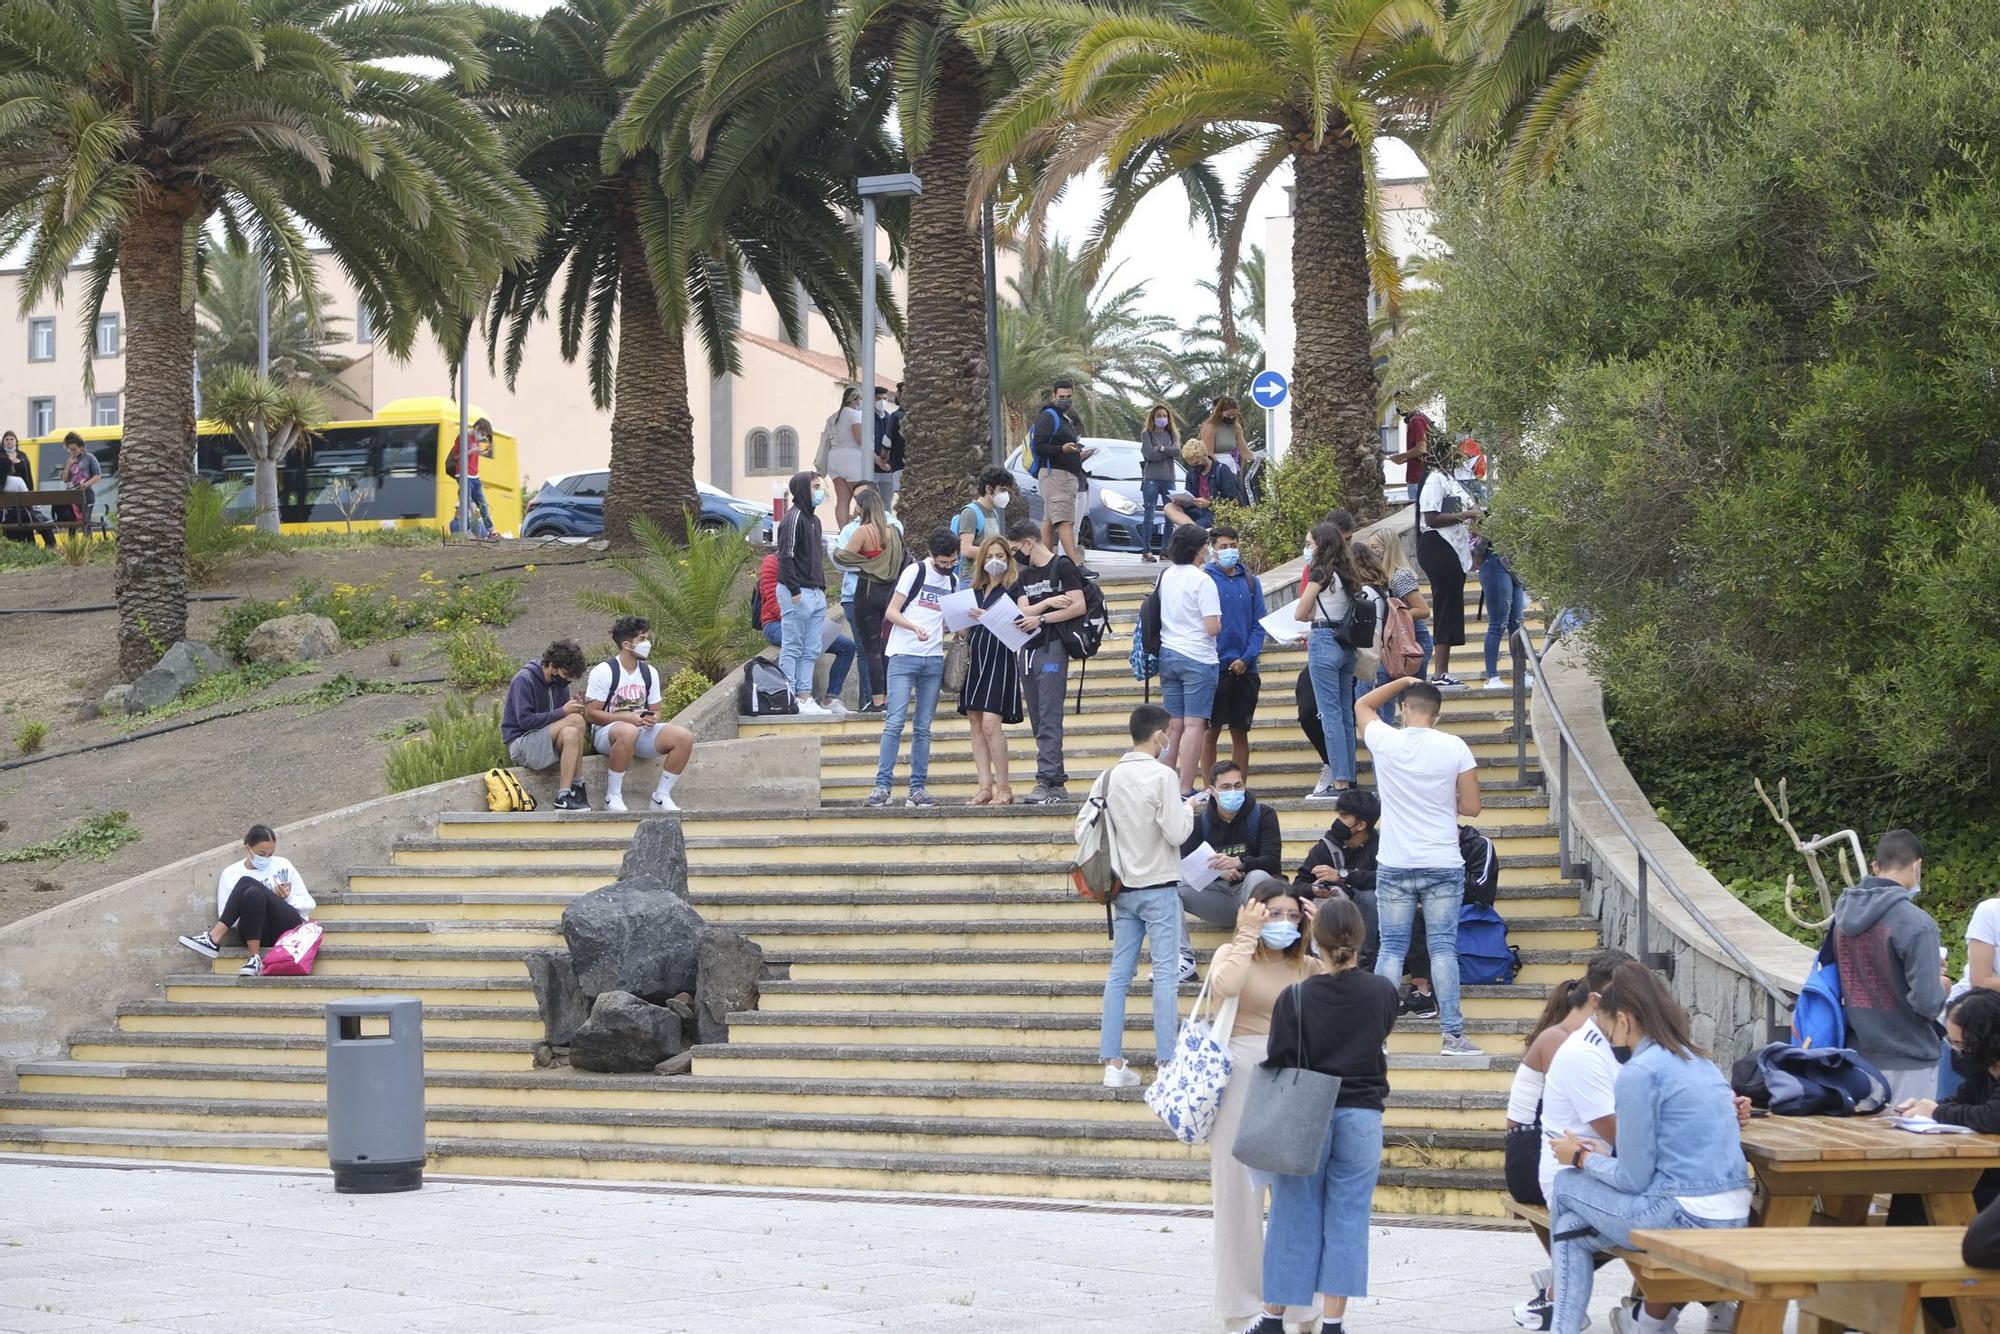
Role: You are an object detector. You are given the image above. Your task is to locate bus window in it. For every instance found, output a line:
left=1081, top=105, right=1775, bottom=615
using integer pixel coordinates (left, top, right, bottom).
left=204, top=424, right=437, bottom=525
left=38, top=439, right=120, bottom=523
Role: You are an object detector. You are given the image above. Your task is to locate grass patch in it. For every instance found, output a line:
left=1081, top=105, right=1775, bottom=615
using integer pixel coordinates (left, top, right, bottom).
left=377, top=717, right=429, bottom=741
left=118, top=662, right=314, bottom=730
left=1, top=811, right=138, bottom=864
left=385, top=697, right=507, bottom=793
left=14, top=720, right=46, bottom=755
left=279, top=673, right=433, bottom=714
left=214, top=574, right=519, bottom=662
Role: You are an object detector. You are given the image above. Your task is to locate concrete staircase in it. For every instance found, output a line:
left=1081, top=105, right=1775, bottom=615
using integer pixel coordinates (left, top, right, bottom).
left=0, top=576, right=1588, bottom=1214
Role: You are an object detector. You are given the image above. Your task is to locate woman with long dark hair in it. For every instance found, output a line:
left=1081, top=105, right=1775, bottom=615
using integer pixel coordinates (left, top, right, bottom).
left=1291, top=520, right=1375, bottom=792
left=831, top=484, right=903, bottom=714
left=775, top=470, right=829, bottom=712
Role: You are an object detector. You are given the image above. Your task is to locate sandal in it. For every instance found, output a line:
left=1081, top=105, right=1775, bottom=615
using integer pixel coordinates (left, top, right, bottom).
left=969, top=787, right=993, bottom=806
left=991, top=785, right=1016, bottom=806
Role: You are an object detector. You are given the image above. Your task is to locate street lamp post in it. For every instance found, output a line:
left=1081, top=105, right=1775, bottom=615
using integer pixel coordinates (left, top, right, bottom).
left=257, top=267, right=269, bottom=378
left=982, top=198, right=1004, bottom=464
left=856, top=173, right=923, bottom=472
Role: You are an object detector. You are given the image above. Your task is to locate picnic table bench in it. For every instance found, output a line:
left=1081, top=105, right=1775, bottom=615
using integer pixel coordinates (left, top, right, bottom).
left=0, top=487, right=91, bottom=538
left=1740, top=1115, right=2000, bottom=1229
left=1503, top=1199, right=1739, bottom=1306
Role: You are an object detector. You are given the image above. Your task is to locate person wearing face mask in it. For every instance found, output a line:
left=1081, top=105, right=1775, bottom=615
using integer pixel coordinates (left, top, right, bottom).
left=178, top=824, right=316, bottom=977
left=1199, top=396, right=1249, bottom=477
left=775, top=470, right=831, bottom=711
left=832, top=485, right=906, bottom=715
left=1296, top=511, right=1359, bottom=800
left=954, top=466, right=1014, bottom=582
left=1029, top=378, right=1098, bottom=577
left=867, top=530, right=963, bottom=809
left=1138, top=403, right=1181, bottom=562
left=1294, top=789, right=1381, bottom=964
left=1904, top=992, right=2000, bottom=1296
left=1174, top=764, right=1284, bottom=982
left=1202, top=526, right=1267, bottom=778
left=1832, top=827, right=1949, bottom=1107
left=1546, top=963, right=1751, bottom=1334
left=957, top=536, right=1024, bottom=805
left=1009, top=517, right=1087, bottom=804
left=872, top=384, right=906, bottom=515
left=583, top=616, right=695, bottom=813
left=1203, top=879, right=1324, bottom=1332
left=501, top=639, right=592, bottom=810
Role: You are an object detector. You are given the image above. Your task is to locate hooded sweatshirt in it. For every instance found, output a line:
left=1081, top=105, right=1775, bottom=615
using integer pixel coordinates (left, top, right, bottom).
left=501, top=659, right=569, bottom=743
left=776, top=473, right=825, bottom=594
left=1833, top=875, right=1946, bottom=1068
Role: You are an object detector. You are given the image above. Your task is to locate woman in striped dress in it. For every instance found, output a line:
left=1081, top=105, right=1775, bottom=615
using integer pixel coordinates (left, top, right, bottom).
left=959, top=534, right=1024, bottom=805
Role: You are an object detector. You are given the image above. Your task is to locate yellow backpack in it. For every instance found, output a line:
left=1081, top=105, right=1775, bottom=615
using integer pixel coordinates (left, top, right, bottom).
left=484, top=767, right=537, bottom=813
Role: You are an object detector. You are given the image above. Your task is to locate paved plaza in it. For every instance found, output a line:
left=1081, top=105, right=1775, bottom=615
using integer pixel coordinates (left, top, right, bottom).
left=0, top=1158, right=1794, bottom=1333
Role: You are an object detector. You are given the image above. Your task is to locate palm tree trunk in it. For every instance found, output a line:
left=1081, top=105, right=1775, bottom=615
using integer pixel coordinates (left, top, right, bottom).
left=604, top=190, right=698, bottom=548
left=115, top=202, right=200, bottom=678
left=1289, top=133, right=1384, bottom=521
left=897, top=54, right=992, bottom=539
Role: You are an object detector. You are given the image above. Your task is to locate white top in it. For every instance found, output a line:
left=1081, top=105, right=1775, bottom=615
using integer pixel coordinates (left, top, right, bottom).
left=1676, top=1186, right=1755, bottom=1220
left=1418, top=472, right=1475, bottom=572
left=1364, top=719, right=1477, bottom=868
left=216, top=854, right=314, bottom=919
left=584, top=657, right=660, bottom=718
left=1539, top=1019, right=1620, bottom=1201
left=886, top=562, right=957, bottom=659
left=1506, top=1063, right=1547, bottom=1126
left=1158, top=563, right=1221, bottom=664
left=1949, top=898, right=2000, bottom=1003
left=835, top=404, right=865, bottom=443
left=1079, top=752, right=1194, bottom=890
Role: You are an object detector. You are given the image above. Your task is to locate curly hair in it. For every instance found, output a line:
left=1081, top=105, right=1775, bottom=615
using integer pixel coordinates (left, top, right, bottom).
left=1950, top=990, right=2000, bottom=1074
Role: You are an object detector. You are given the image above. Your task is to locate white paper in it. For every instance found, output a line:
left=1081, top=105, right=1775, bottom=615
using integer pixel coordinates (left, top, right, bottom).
left=939, top=588, right=980, bottom=632
left=1180, top=842, right=1222, bottom=892
left=1887, top=1116, right=1975, bottom=1135
left=1260, top=598, right=1309, bottom=645
left=981, top=599, right=1033, bottom=652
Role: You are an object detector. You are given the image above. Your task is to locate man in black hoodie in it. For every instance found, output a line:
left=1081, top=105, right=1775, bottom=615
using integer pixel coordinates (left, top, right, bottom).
left=1175, top=762, right=1283, bottom=981
left=774, top=469, right=829, bottom=712
left=1295, top=789, right=1381, bottom=968
left=1834, top=828, right=1950, bottom=1106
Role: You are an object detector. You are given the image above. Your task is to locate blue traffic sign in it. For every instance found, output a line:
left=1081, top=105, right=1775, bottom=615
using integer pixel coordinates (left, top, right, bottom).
left=1251, top=370, right=1289, bottom=409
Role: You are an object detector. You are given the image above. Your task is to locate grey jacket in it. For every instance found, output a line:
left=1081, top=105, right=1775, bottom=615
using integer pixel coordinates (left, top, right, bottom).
left=1139, top=427, right=1180, bottom=483
left=1832, top=876, right=1946, bottom=1069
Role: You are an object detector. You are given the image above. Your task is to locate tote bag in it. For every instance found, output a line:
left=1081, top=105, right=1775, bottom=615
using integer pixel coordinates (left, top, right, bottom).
left=1232, top=982, right=1344, bottom=1175
left=262, top=921, right=324, bottom=977
left=1144, top=976, right=1241, bottom=1146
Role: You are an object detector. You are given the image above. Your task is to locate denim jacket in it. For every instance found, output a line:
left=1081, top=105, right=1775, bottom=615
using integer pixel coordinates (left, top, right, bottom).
left=1578, top=1038, right=1750, bottom=1198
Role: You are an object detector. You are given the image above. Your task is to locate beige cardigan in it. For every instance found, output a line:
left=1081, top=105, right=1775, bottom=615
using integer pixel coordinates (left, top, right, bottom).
left=1208, top=921, right=1324, bottom=1037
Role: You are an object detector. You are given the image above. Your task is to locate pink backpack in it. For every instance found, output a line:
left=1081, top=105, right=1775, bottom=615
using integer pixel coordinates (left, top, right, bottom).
left=1381, top=596, right=1425, bottom=679
left=262, top=921, right=323, bottom=976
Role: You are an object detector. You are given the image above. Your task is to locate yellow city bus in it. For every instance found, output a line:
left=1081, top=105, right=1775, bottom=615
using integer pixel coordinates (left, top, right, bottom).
left=26, top=395, right=522, bottom=537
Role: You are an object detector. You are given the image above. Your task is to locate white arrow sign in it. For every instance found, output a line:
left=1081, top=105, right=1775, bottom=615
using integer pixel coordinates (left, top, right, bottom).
left=1251, top=370, right=1289, bottom=409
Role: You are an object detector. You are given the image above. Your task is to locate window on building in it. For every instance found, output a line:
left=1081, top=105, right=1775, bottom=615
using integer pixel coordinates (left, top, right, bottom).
left=28, top=399, right=54, bottom=438
left=745, top=427, right=775, bottom=475
left=774, top=426, right=799, bottom=472
left=94, top=313, right=120, bottom=358
left=92, top=394, right=121, bottom=427
left=743, top=266, right=763, bottom=295
left=356, top=302, right=373, bottom=343
left=28, top=318, right=55, bottom=362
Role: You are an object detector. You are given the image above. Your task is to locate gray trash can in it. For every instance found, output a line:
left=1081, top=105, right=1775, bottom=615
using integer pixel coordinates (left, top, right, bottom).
left=325, top=996, right=425, bottom=1194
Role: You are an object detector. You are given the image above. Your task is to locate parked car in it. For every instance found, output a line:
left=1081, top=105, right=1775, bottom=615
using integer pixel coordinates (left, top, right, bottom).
left=522, top=471, right=771, bottom=541
left=1005, top=437, right=1163, bottom=554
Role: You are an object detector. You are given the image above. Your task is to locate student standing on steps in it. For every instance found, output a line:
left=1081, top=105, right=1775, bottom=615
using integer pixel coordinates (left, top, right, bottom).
left=1158, top=522, right=1223, bottom=796
left=1089, top=703, right=1204, bottom=1087
left=958, top=534, right=1024, bottom=805
left=1294, top=520, right=1370, bottom=794
left=774, top=470, right=831, bottom=713
left=1356, top=677, right=1484, bottom=1059
left=867, top=530, right=961, bottom=809
left=583, top=616, right=695, bottom=813
left=953, top=465, right=1013, bottom=583
left=1009, top=518, right=1086, bottom=805
left=832, top=485, right=906, bottom=716
left=833, top=480, right=899, bottom=711
left=1202, top=525, right=1267, bottom=780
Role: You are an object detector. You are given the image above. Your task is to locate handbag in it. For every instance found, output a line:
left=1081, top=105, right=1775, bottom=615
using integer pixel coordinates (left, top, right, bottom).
left=1232, top=981, right=1344, bottom=1175
left=942, top=637, right=970, bottom=694
left=1144, top=975, right=1241, bottom=1146
left=262, top=921, right=324, bottom=977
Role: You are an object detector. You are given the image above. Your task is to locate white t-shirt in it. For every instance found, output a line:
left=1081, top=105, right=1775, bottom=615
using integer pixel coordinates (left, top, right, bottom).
left=1364, top=719, right=1476, bottom=868
left=216, top=855, right=314, bottom=919
left=1949, top=898, right=2000, bottom=1003
left=1539, top=1018, right=1620, bottom=1202
left=1418, top=472, right=1475, bottom=572
left=1158, top=563, right=1221, bottom=663
left=886, top=562, right=957, bottom=659
left=584, top=657, right=661, bottom=719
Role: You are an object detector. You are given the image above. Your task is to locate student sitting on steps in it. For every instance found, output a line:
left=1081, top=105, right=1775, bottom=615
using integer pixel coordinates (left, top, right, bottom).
left=177, top=823, right=316, bottom=977
left=583, top=616, right=695, bottom=813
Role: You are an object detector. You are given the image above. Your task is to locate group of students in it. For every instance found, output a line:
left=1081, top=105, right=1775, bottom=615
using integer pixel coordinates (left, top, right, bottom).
left=2, top=429, right=98, bottom=545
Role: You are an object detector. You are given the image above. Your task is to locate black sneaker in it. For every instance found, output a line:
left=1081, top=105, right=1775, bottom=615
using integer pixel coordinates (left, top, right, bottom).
left=858, top=701, right=885, bottom=715
left=553, top=784, right=587, bottom=811
left=1404, top=988, right=1440, bottom=1019
left=178, top=932, right=220, bottom=960
left=1234, top=1318, right=1285, bottom=1334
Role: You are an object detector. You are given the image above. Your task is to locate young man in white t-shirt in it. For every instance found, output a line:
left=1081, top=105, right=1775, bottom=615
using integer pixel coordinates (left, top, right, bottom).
left=583, top=615, right=695, bottom=813
left=1356, top=676, right=1484, bottom=1057
left=1156, top=522, right=1222, bottom=794
left=867, top=530, right=961, bottom=808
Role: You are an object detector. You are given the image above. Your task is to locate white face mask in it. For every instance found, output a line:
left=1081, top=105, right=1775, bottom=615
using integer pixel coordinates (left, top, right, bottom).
left=983, top=557, right=1009, bottom=577
left=991, top=490, right=1011, bottom=510
left=632, top=640, right=652, bottom=660
left=249, top=853, right=273, bottom=871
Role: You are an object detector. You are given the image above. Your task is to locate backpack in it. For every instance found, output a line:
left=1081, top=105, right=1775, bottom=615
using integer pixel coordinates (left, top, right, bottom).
left=1460, top=828, right=1499, bottom=908
left=444, top=446, right=459, bottom=478
left=1755, top=1040, right=1891, bottom=1117
left=738, top=657, right=795, bottom=715
left=1071, top=765, right=1125, bottom=908
left=1128, top=575, right=1163, bottom=699
left=599, top=656, right=655, bottom=711
left=1324, top=582, right=1379, bottom=652
left=1352, top=587, right=1386, bottom=682
left=1792, top=934, right=1845, bottom=1050
left=1026, top=406, right=1062, bottom=478
left=1381, top=595, right=1424, bottom=679
left=1055, top=559, right=1108, bottom=661
left=1455, top=902, right=1518, bottom=984
left=484, top=766, right=536, bottom=813
left=749, top=581, right=764, bottom=629
left=949, top=502, right=989, bottom=545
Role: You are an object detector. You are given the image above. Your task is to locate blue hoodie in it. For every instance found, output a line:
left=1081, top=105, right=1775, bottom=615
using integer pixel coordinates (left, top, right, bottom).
left=501, top=659, right=569, bottom=744
left=1205, top=560, right=1268, bottom=667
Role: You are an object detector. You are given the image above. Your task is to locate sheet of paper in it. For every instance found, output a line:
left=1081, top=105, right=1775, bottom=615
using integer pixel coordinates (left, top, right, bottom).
left=939, top=588, right=980, bottom=632
left=981, top=599, right=1033, bottom=652
left=1180, top=842, right=1221, bottom=892
left=1260, top=598, right=1308, bottom=645
left=1887, top=1115, right=1975, bottom=1134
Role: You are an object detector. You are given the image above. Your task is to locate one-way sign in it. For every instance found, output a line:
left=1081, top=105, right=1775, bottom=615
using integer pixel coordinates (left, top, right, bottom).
left=1251, top=370, right=1289, bottom=409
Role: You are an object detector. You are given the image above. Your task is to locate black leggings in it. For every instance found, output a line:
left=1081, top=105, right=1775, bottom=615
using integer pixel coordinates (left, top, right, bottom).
left=853, top=575, right=894, bottom=698
left=220, top=876, right=304, bottom=945
left=1297, top=669, right=1325, bottom=763
left=1417, top=529, right=1467, bottom=647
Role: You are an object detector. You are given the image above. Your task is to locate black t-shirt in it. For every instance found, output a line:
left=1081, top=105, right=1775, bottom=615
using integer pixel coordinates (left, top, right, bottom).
left=1011, top=555, right=1084, bottom=651
left=1264, top=969, right=1401, bottom=1111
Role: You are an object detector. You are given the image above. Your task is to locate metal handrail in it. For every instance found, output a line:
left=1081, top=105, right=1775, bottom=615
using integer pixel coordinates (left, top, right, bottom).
left=1508, top=617, right=1792, bottom=1042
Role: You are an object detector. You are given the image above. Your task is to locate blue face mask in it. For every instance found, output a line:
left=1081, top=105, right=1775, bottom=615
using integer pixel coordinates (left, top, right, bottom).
left=1215, top=788, right=1246, bottom=815
left=811, top=487, right=826, bottom=508
left=249, top=854, right=273, bottom=872
left=1216, top=548, right=1241, bottom=569
left=1259, top=921, right=1301, bottom=950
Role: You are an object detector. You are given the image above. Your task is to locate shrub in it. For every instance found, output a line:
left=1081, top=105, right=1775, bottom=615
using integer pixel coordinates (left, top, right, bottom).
left=577, top=515, right=765, bottom=682
left=0, top=811, right=138, bottom=864
left=439, top=625, right=512, bottom=691
left=185, top=480, right=283, bottom=585
left=15, top=720, right=47, bottom=755
left=385, top=697, right=508, bottom=793
left=660, top=667, right=712, bottom=720
left=117, top=661, right=312, bottom=730
left=214, top=575, right=520, bottom=662
left=55, top=529, right=96, bottom=567
left=1212, top=446, right=1350, bottom=572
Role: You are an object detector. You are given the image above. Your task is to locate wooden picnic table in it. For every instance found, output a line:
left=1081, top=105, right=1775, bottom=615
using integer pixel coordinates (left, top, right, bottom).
left=1631, top=1226, right=2000, bottom=1334
left=1739, top=1115, right=2000, bottom=1229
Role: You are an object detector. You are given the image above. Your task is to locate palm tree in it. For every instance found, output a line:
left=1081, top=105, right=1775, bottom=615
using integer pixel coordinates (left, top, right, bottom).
left=0, top=0, right=541, bottom=676
left=1167, top=247, right=1269, bottom=444
left=1434, top=0, right=1607, bottom=195
left=195, top=248, right=360, bottom=414
left=969, top=0, right=1446, bottom=522
left=478, top=0, right=891, bottom=545
left=998, top=240, right=1175, bottom=439
left=202, top=367, right=326, bottom=535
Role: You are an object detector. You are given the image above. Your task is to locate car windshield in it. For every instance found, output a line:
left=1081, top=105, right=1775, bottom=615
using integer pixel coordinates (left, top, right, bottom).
left=1084, top=443, right=1143, bottom=481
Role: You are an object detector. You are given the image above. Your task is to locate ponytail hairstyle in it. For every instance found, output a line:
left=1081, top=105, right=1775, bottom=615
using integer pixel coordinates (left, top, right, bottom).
left=1307, top=519, right=1363, bottom=598
left=1595, top=961, right=1701, bottom=1060
left=1311, top=894, right=1366, bottom=973
left=1349, top=539, right=1389, bottom=590
left=1526, top=979, right=1585, bottom=1049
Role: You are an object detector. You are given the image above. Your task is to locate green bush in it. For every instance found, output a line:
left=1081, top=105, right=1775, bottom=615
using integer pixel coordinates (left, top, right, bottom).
left=660, top=666, right=712, bottom=719
left=439, top=625, right=512, bottom=691
left=116, top=661, right=312, bottom=728
left=214, top=575, right=520, bottom=662
left=1212, top=446, right=1350, bottom=572
left=15, top=720, right=47, bottom=755
left=185, top=480, right=282, bottom=586
left=577, top=515, right=765, bottom=682
left=0, top=811, right=138, bottom=864
left=385, top=697, right=508, bottom=793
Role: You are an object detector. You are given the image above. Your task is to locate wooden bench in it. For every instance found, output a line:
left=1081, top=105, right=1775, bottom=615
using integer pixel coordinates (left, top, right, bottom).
left=1503, top=1199, right=1741, bottom=1306
left=0, top=488, right=90, bottom=538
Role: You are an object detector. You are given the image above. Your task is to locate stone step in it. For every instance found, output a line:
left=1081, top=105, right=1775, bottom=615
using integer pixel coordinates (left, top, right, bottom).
left=817, top=764, right=1546, bottom=800
left=66, top=1029, right=538, bottom=1073
left=778, top=947, right=1591, bottom=985
left=756, top=978, right=1559, bottom=1020
left=807, top=729, right=1527, bottom=762
left=810, top=746, right=1535, bottom=783
left=738, top=702, right=1531, bottom=740
left=113, top=1000, right=539, bottom=1042
left=723, top=1010, right=1534, bottom=1055
left=161, top=975, right=537, bottom=1006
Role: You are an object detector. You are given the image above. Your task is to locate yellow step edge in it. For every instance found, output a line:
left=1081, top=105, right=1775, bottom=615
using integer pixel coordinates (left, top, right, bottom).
left=206, top=957, right=530, bottom=980
left=68, top=1043, right=531, bottom=1072
left=690, top=1054, right=1517, bottom=1090
left=163, top=985, right=538, bottom=1007
left=114, top=1014, right=541, bottom=1041
left=725, top=1025, right=1520, bottom=1055
left=754, top=992, right=1551, bottom=1020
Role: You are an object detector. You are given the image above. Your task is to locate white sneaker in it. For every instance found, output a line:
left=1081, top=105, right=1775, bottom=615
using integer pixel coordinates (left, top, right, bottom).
left=650, top=792, right=679, bottom=812
left=1701, top=1302, right=1737, bottom=1333
left=795, top=698, right=829, bottom=716
left=823, top=698, right=848, bottom=716
left=1485, top=676, right=1505, bottom=690
left=1178, top=948, right=1199, bottom=984
left=1102, top=1063, right=1141, bottom=1088
left=605, top=794, right=629, bottom=813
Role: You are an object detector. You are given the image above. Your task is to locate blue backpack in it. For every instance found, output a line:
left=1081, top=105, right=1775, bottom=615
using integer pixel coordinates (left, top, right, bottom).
left=1456, top=902, right=1518, bottom=984
left=1792, top=935, right=1845, bottom=1050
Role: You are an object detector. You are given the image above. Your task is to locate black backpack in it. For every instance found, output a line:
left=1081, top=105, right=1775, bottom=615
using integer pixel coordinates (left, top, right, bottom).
left=1313, top=580, right=1378, bottom=652
left=1460, top=826, right=1499, bottom=908
left=599, top=657, right=655, bottom=710
left=1055, top=559, right=1109, bottom=661
left=738, top=657, right=795, bottom=715
left=1135, top=576, right=1164, bottom=703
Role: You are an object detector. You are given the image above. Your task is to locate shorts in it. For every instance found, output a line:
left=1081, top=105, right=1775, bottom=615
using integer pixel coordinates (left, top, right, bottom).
left=1158, top=647, right=1219, bottom=720
left=1042, top=468, right=1081, bottom=525
left=827, top=446, right=872, bottom=485
left=1208, top=666, right=1261, bottom=729
left=506, top=727, right=559, bottom=772
left=592, top=720, right=669, bottom=756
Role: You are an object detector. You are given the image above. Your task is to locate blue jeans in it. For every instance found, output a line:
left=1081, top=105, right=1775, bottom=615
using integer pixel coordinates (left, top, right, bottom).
left=1099, top=885, right=1180, bottom=1064
left=1141, top=479, right=1175, bottom=554
left=1158, top=647, right=1219, bottom=720
left=843, top=597, right=873, bottom=700
left=874, top=653, right=944, bottom=790
left=1263, top=1107, right=1384, bottom=1306
left=762, top=618, right=854, bottom=698
left=1306, top=630, right=1356, bottom=783
left=1374, top=865, right=1464, bottom=1037
left=775, top=585, right=828, bottom=698
left=451, top=476, right=492, bottom=536
left=1480, top=557, right=1529, bottom=678
left=1550, top=1169, right=1746, bottom=1334
left=1374, top=619, right=1435, bottom=724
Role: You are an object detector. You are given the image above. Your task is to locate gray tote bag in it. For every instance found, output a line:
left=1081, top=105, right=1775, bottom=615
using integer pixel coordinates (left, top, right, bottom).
left=1231, top=982, right=1343, bottom=1176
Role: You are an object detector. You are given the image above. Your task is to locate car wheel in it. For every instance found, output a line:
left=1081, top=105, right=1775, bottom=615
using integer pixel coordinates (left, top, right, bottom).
left=1077, top=517, right=1095, bottom=550
left=697, top=518, right=729, bottom=534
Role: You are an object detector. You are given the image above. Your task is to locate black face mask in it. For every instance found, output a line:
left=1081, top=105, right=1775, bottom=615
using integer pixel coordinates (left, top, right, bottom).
left=1951, top=1048, right=1983, bottom=1079
left=1611, top=1044, right=1634, bottom=1065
